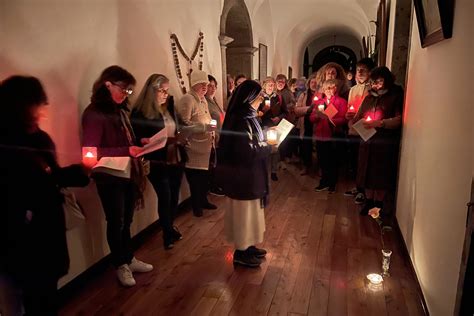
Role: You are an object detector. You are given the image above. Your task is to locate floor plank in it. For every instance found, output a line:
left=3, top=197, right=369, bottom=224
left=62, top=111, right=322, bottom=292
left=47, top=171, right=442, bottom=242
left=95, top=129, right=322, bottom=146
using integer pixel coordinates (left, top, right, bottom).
left=59, top=167, right=427, bottom=316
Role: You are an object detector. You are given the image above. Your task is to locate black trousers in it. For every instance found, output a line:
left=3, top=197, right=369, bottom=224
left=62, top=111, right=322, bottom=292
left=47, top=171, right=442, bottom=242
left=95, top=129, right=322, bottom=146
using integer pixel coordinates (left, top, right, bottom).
left=185, top=168, right=210, bottom=212
left=148, top=164, right=183, bottom=238
left=316, top=140, right=338, bottom=187
left=300, top=133, right=313, bottom=168
left=96, top=178, right=134, bottom=267
left=346, top=135, right=361, bottom=180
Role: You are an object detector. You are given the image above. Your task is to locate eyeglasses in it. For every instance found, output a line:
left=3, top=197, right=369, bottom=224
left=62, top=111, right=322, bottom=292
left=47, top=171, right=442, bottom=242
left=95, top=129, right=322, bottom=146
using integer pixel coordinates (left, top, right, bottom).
left=156, top=88, right=169, bottom=95
left=111, top=82, right=133, bottom=95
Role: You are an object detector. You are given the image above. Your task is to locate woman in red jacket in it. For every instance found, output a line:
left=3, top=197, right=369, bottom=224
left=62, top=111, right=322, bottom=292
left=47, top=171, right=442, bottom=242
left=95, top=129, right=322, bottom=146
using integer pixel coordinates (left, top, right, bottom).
left=309, top=79, right=348, bottom=192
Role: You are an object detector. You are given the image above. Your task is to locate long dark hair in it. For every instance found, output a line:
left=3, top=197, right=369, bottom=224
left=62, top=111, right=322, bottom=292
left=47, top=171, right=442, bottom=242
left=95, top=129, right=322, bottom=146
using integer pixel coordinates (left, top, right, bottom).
left=91, top=65, right=136, bottom=111
left=0, top=75, right=48, bottom=132
left=370, top=66, right=395, bottom=89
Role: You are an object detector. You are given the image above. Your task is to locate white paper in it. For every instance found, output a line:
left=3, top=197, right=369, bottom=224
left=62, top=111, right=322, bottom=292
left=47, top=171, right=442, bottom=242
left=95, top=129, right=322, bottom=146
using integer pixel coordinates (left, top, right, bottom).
left=352, top=119, right=377, bottom=142
left=273, top=118, right=294, bottom=147
left=92, top=156, right=131, bottom=178
left=137, top=128, right=168, bottom=157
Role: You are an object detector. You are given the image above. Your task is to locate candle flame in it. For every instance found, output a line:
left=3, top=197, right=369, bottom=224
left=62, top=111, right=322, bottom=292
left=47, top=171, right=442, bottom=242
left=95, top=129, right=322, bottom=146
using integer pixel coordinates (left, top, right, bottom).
left=85, top=152, right=94, bottom=158
left=366, top=115, right=372, bottom=121
left=349, top=105, right=355, bottom=111
left=313, top=96, right=319, bottom=101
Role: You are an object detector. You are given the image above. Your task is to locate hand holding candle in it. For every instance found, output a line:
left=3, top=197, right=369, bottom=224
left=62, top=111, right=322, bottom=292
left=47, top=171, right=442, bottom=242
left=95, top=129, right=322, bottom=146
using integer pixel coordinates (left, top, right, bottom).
left=318, top=104, right=325, bottom=112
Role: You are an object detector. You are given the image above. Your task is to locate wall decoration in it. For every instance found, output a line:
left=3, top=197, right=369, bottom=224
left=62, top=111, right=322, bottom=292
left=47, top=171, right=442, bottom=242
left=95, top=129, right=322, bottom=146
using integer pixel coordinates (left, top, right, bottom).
left=414, top=0, right=454, bottom=48
left=170, top=31, right=204, bottom=94
left=258, top=43, right=267, bottom=81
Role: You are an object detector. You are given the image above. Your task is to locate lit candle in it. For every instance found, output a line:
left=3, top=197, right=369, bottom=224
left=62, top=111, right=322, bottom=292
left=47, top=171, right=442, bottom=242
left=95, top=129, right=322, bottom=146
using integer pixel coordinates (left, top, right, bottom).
left=318, top=104, right=325, bottom=112
left=313, top=96, right=319, bottom=102
left=349, top=105, right=355, bottom=112
left=326, top=97, right=331, bottom=104
left=264, top=99, right=271, bottom=107
left=366, top=273, right=383, bottom=285
left=210, top=119, right=217, bottom=127
left=82, top=146, right=97, bottom=168
left=267, top=129, right=278, bottom=144
left=366, top=115, right=372, bottom=121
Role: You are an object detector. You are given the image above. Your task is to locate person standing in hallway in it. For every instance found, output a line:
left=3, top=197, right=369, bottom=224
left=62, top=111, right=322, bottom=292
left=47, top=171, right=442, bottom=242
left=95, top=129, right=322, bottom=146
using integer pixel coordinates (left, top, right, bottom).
left=353, top=66, right=403, bottom=216
left=275, top=74, right=298, bottom=164
left=258, top=76, right=286, bottom=181
left=216, top=80, right=272, bottom=267
left=131, top=74, right=186, bottom=250
left=234, top=74, right=247, bottom=87
left=0, top=75, right=89, bottom=315
left=82, top=66, right=153, bottom=287
left=294, top=72, right=319, bottom=175
left=315, top=62, right=350, bottom=100
left=310, top=79, right=348, bottom=193
left=344, top=58, right=376, bottom=203
left=176, top=70, right=217, bottom=217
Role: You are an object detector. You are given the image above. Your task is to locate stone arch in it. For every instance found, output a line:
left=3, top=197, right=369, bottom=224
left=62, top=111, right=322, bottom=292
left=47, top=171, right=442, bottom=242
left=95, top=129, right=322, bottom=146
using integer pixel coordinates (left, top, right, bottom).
left=219, top=0, right=256, bottom=103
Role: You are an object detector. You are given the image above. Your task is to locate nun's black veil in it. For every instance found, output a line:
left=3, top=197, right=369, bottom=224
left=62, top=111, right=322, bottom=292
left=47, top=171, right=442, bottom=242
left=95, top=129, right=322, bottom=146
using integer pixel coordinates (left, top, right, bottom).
left=218, top=80, right=262, bottom=161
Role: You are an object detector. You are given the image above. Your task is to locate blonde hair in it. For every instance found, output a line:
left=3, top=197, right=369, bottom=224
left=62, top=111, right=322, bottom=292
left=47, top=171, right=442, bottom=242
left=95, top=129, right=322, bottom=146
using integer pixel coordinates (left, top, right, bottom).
left=262, top=76, right=276, bottom=94
left=133, top=74, right=169, bottom=119
left=322, top=79, right=338, bottom=91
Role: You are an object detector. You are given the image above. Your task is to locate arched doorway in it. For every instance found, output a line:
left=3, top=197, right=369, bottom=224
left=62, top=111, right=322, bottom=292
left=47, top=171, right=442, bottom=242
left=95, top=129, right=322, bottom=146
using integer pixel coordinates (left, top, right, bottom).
left=220, top=0, right=255, bottom=102
left=311, top=45, right=357, bottom=74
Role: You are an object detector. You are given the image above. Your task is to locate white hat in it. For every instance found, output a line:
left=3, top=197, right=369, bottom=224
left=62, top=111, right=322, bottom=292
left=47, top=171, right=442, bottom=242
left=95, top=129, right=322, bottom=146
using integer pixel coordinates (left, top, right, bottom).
left=190, top=70, right=208, bottom=87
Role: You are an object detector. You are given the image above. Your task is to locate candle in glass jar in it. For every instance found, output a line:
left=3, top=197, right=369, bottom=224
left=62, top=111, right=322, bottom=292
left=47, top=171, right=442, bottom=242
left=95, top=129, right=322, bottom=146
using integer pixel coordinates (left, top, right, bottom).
left=264, top=99, right=271, bottom=107
left=267, top=129, right=277, bottom=144
left=313, top=96, right=319, bottom=102
left=318, top=104, right=325, bottom=112
left=210, top=119, right=217, bottom=127
left=366, top=273, right=383, bottom=285
left=349, top=105, right=355, bottom=112
left=82, top=146, right=97, bottom=167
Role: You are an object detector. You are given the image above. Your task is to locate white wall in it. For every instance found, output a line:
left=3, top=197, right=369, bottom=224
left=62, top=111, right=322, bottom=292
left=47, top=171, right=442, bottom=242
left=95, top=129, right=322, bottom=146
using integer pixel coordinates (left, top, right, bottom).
left=385, top=0, right=397, bottom=67
left=0, top=0, right=221, bottom=286
left=396, top=1, right=474, bottom=315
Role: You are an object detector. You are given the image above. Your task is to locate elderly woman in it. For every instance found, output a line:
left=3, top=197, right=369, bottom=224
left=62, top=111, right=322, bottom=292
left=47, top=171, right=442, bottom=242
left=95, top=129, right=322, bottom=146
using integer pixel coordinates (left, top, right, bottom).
left=294, top=72, right=320, bottom=175
left=353, top=66, right=404, bottom=216
left=176, top=70, right=216, bottom=217
left=131, top=74, right=186, bottom=250
left=217, top=80, right=274, bottom=268
left=315, top=62, right=349, bottom=100
left=0, top=76, right=89, bottom=314
left=258, top=76, right=286, bottom=181
left=309, top=79, right=348, bottom=192
left=82, top=66, right=153, bottom=287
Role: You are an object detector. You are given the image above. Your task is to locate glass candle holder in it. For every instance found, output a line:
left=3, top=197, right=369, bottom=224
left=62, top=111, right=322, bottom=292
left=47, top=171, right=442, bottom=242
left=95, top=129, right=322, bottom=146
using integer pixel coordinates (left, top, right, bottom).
left=382, top=249, right=392, bottom=277
left=82, top=146, right=97, bottom=168
left=318, top=104, right=325, bottom=112
left=267, top=129, right=278, bottom=145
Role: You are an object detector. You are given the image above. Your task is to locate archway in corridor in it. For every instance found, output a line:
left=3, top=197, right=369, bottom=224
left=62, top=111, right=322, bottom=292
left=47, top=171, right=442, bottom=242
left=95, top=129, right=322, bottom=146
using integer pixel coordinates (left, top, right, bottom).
left=312, top=45, right=357, bottom=74
left=219, top=0, right=255, bottom=102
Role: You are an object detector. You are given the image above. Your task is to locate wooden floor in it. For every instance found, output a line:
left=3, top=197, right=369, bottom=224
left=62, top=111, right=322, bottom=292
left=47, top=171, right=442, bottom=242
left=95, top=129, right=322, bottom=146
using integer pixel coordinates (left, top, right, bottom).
left=59, top=163, right=427, bottom=316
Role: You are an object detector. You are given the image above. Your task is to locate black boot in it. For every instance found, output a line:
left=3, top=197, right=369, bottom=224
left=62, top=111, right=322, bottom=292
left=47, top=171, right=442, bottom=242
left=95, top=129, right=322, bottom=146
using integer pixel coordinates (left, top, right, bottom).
left=360, top=199, right=374, bottom=216
left=246, top=246, right=267, bottom=258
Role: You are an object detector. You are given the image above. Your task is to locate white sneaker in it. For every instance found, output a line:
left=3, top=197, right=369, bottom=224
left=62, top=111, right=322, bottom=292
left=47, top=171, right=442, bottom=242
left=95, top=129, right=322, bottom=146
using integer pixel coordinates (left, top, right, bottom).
left=129, top=257, right=153, bottom=273
left=116, top=264, right=136, bottom=287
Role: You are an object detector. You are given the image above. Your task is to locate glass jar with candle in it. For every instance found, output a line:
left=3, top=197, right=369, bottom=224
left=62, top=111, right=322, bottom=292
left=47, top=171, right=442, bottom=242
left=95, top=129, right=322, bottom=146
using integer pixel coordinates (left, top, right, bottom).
left=82, top=146, right=97, bottom=168
left=381, top=249, right=392, bottom=277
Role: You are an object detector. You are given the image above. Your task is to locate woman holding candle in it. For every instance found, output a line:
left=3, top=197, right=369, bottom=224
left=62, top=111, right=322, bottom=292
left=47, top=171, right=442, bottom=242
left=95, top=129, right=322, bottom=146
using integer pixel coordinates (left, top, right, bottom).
left=258, top=76, right=287, bottom=181
left=0, top=76, right=89, bottom=314
left=216, top=80, right=273, bottom=267
left=309, top=79, right=348, bottom=192
left=344, top=58, right=375, bottom=201
left=295, top=73, right=320, bottom=175
left=82, top=66, right=153, bottom=287
left=275, top=74, right=298, bottom=164
left=352, top=66, right=403, bottom=216
left=131, top=74, right=187, bottom=250
left=175, top=70, right=217, bottom=217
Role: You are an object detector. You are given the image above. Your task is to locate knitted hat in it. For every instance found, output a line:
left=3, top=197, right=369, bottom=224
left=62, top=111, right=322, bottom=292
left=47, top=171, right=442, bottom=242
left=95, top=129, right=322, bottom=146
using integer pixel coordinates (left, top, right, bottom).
left=190, top=70, right=209, bottom=87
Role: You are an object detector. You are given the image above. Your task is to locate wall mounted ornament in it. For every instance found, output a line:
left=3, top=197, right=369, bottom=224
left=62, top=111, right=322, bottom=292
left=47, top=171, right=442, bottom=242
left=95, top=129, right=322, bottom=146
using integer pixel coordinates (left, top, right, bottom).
left=170, top=31, right=204, bottom=94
